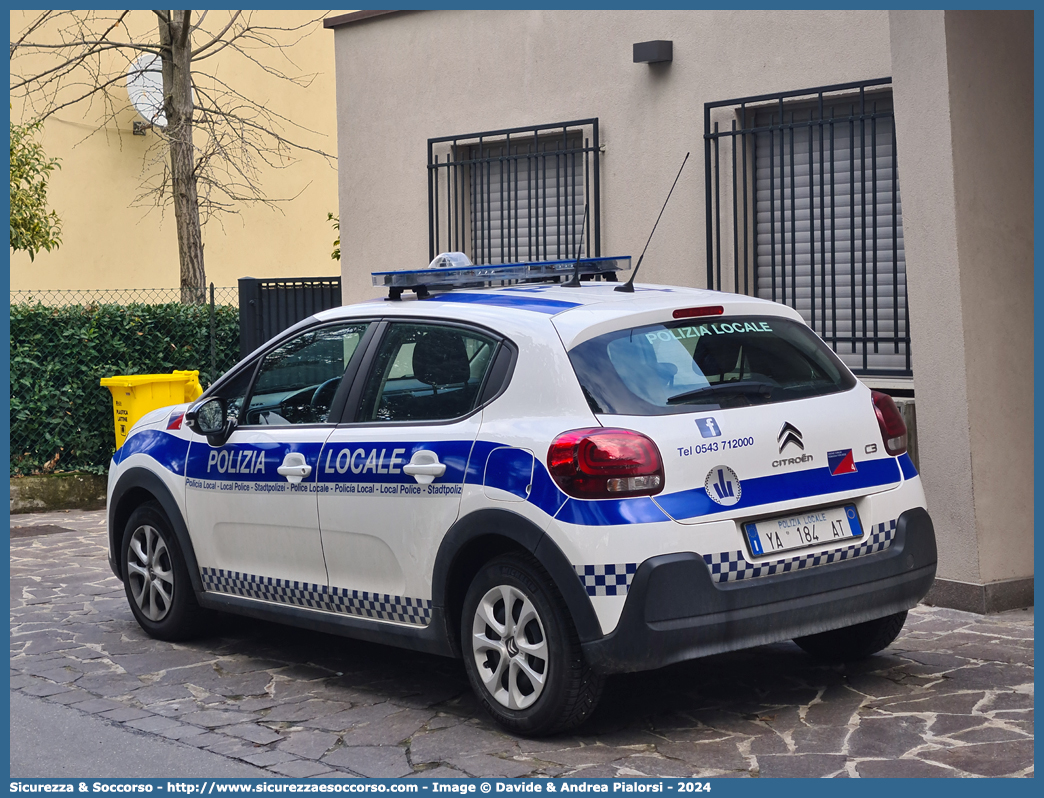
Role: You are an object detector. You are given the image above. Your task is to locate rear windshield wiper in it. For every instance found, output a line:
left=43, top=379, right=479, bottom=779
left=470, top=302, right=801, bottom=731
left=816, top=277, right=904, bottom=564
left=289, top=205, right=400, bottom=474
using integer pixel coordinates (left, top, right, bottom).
left=666, top=381, right=774, bottom=405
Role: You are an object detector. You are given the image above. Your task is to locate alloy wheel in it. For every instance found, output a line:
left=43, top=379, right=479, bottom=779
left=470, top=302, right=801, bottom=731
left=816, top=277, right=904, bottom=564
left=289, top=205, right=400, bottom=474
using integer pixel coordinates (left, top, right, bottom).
left=126, top=524, right=174, bottom=622
left=471, top=584, right=549, bottom=710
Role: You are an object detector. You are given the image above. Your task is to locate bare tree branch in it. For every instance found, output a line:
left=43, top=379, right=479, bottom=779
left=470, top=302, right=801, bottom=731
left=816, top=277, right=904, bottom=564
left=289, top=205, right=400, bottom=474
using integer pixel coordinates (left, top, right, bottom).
left=95, top=11, right=133, bottom=53
left=20, top=71, right=134, bottom=121
left=10, top=44, right=159, bottom=101
left=193, top=101, right=334, bottom=161
left=12, top=38, right=159, bottom=52
left=11, top=10, right=58, bottom=57
left=11, top=9, right=336, bottom=299
left=177, top=10, right=191, bottom=49
left=191, top=10, right=241, bottom=57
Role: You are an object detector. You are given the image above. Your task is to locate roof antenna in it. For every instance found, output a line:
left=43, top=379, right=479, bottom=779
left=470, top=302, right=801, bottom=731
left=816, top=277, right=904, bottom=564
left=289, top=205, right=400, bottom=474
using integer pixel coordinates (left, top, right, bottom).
left=562, top=203, right=589, bottom=288
left=616, top=152, right=690, bottom=293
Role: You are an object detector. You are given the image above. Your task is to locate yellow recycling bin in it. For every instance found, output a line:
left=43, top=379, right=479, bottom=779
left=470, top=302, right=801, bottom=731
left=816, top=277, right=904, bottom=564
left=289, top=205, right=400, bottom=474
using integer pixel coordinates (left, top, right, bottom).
left=100, top=370, right=204, bottom=449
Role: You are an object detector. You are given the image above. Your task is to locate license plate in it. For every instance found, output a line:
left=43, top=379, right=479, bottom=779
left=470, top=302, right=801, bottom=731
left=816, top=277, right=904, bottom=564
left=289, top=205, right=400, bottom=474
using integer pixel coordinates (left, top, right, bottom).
left=744, top=504, right=863, bottom=558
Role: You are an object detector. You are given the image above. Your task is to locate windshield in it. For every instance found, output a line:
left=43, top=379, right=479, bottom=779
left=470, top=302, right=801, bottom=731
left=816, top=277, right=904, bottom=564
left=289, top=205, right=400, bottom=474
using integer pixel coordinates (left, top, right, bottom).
left=568, top=315, right=856, bottom=415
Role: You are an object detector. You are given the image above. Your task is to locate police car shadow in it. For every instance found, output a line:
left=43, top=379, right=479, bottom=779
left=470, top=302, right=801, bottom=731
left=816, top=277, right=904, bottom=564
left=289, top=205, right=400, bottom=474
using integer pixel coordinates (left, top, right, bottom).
left=201, top=613, right=476, bottom=707
left=197, top=613, right=909, bottom=739
left=578, top=641, right=912, bottom=739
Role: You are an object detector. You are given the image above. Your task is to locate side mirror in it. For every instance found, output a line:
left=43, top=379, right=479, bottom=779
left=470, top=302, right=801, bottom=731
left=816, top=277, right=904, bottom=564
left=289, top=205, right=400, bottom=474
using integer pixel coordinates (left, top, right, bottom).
left=185, top=397, right=236, bottom=446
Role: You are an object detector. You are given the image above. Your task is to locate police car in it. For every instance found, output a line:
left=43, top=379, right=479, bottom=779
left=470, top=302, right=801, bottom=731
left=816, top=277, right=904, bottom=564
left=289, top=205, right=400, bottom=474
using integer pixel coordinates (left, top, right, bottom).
left=106, top=255, right=936, bottom=736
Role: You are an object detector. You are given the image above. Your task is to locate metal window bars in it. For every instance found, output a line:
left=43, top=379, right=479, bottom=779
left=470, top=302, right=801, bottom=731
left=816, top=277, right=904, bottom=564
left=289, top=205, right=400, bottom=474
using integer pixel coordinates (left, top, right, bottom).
left=704, top=79, right=911, bottom=377
left=428, top=120, right=601, bottom=265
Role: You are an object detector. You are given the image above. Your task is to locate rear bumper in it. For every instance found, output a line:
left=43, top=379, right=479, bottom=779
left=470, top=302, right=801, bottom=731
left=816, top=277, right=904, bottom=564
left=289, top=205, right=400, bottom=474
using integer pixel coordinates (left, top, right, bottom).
left=582, top=507, right=937, bottom=674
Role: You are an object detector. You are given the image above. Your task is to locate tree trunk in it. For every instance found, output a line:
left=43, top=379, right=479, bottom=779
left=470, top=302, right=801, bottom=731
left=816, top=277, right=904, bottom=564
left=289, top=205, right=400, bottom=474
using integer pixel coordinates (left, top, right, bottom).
left=159, top=11, right=206, bottom=304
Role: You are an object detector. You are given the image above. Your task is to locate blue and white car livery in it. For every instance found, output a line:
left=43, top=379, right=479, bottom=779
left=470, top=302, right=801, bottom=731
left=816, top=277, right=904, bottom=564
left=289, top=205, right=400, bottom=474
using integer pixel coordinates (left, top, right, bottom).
left=107, top=256, right=936, bottom=735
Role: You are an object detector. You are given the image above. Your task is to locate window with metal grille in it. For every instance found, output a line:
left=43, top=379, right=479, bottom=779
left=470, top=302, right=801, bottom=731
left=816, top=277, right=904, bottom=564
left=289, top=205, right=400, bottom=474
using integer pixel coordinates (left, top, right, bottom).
left=705, top=79, right=910, bottom=377
left=427, top=120, right=601, bottom=265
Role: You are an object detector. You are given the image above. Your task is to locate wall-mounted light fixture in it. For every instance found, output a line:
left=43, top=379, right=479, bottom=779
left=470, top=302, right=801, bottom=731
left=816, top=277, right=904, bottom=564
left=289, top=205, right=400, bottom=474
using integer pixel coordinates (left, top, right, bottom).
left=633, top=40, right=673, bottom=64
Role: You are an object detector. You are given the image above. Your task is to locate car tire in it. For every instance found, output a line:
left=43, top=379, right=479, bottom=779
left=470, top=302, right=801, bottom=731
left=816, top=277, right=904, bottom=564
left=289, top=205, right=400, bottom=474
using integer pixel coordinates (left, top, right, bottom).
left=793, top=610, right=908, bottom=662
left=121, top=501, right=208, bottom=641
left=461, top=552, right=604, bottom=736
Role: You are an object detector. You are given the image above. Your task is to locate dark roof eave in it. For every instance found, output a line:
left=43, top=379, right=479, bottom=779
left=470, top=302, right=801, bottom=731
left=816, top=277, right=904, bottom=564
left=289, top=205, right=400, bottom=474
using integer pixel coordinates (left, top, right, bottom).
left=324, top=10, right=410, bottom=29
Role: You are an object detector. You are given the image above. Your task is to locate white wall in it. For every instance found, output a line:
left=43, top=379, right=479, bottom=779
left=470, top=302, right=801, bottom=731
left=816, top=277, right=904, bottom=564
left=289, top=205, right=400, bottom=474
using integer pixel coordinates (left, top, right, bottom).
left=891, top=10, right=1033, bottom=594
left=333, top=10, right=892, bottom=303
left=331, top=9, right=1035, bottom=608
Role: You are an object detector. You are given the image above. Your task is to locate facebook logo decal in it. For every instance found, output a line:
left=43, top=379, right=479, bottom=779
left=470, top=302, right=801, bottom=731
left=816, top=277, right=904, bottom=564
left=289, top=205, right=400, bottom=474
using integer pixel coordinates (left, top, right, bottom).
left=696, top=417, right=722, bottom=438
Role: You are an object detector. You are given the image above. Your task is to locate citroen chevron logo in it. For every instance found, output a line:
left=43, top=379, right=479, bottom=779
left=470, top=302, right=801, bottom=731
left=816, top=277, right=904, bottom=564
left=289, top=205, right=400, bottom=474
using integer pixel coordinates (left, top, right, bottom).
left=778, top=422, right=804, bottom=454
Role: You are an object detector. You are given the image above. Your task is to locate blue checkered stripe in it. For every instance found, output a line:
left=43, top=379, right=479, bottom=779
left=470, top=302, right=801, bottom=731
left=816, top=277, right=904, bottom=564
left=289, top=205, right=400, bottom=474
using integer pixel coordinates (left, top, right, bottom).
left=702, top=518, right=898, bottom=584
left=200, top=568, right=432, bottom=626
left=574, top=563, right=638, bottom=596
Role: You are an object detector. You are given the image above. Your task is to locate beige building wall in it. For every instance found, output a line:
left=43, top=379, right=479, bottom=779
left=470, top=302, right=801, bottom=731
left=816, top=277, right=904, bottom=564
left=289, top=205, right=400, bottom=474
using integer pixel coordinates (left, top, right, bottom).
left=330, top=10, right=1034, bottom=611
left=9, top=10, right=345, bottom=292
left=890, top=10, right=1034, bottom=611
left=331, top=9, right=893, bottom=304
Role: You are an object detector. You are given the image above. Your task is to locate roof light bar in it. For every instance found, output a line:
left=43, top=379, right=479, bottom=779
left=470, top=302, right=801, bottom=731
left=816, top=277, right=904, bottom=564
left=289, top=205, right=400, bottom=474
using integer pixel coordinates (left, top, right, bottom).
left=371, top=256, right=631, bottom=300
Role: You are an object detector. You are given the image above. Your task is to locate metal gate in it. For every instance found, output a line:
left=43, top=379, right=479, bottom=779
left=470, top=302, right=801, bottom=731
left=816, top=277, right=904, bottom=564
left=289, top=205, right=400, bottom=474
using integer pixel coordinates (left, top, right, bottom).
left=237, top=276, right=341, bottom=359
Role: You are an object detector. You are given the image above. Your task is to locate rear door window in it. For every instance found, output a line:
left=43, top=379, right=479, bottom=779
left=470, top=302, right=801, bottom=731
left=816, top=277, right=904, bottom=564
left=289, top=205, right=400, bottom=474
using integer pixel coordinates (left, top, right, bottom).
left=357, top=322, right=498, bottom=422
left=569, top=316, right=855, bottom=415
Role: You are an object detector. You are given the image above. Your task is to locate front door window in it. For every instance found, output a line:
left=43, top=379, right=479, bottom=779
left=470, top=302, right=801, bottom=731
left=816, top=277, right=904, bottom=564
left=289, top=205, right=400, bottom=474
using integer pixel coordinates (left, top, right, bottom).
left=244, top=322, right=370, bottom=426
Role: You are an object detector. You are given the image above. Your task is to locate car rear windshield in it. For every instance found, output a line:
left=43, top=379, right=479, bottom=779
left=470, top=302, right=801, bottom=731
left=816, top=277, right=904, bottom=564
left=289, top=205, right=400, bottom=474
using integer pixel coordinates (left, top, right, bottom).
left=568, top=315, right=856, bottom=415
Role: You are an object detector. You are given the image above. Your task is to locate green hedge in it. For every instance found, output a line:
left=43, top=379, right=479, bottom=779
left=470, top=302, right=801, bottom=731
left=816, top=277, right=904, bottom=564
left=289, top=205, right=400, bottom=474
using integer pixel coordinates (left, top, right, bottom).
left=10, top=302, right=239, bottom=476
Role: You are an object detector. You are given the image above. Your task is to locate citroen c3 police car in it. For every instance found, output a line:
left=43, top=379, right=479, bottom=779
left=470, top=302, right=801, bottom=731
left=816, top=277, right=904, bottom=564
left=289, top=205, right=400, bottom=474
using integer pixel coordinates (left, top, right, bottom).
left=107, top=255, right=936, bottom=735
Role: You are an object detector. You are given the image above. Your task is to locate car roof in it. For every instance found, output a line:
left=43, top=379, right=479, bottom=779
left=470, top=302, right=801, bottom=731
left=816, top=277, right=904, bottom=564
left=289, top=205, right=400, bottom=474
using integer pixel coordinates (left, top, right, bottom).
left=314, top=282, right=803, bottom=348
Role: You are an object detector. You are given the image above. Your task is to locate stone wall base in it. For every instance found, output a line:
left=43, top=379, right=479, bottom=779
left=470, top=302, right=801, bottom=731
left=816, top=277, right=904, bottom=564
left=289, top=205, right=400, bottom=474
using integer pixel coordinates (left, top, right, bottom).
left=925, top=577, right=1034, bottom=614
left=10, top=474, right=107, bottom=514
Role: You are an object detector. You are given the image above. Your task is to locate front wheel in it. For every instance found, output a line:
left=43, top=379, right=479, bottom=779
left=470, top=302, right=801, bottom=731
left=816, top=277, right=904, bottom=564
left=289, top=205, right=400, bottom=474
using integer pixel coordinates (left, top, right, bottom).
left=793, top=610, right=908, bottom=662
left=121, top=502, right=208, bottom=641
left=461, top=552, right=603, bottom=736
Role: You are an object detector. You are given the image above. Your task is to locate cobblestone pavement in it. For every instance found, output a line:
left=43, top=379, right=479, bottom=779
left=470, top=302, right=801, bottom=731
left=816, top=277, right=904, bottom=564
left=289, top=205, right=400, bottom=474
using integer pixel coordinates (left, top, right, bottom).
left=11, top=510, right=1034, bottom=779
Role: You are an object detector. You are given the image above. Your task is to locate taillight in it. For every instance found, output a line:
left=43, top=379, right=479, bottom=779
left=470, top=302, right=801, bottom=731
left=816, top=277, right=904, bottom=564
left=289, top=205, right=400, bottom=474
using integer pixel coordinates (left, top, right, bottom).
left=547, top=428, right=664, bottom=499
left=167, top=410, right=185, bottom=430
left=871, top=391, right=907, bottom=456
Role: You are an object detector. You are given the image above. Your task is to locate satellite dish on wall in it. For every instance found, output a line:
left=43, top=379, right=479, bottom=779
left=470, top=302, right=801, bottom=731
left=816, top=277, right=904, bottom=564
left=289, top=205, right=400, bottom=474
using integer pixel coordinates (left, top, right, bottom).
left=126, top=53, right=167, bottom=128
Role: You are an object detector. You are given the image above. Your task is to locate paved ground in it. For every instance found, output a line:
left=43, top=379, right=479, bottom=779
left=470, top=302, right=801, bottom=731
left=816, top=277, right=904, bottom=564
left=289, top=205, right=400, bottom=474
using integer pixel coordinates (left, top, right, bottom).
left=11, top=690, right=271, bottom=778
left=10, top=509, right=1035, bottom=779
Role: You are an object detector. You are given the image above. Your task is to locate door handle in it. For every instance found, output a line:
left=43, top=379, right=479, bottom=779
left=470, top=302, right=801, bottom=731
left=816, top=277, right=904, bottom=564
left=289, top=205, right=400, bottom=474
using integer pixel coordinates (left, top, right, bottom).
left=402, top=450, right=446, bottom=485
left=277, top=452, right=312, bottom=483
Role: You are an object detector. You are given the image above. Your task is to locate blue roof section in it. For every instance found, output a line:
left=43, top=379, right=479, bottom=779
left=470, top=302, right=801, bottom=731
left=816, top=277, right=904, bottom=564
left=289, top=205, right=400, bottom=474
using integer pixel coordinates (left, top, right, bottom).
left=423, top=292, right=581, bottom=315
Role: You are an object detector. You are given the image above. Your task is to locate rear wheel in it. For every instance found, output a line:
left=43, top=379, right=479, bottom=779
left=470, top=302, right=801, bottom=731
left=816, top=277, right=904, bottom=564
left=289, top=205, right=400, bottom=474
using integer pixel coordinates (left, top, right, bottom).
left=461, top=552, right=603, bottom=736
left=121, top=502, right=207, bottom=641
left=793, top=610, right=908, bottom=661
